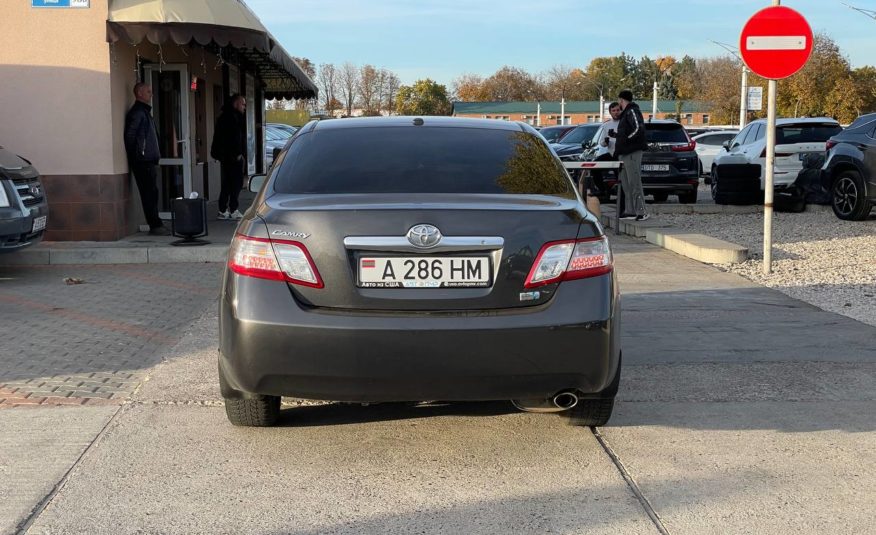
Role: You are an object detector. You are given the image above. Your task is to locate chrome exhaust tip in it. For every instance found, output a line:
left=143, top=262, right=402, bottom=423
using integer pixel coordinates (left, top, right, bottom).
left=552, top=391, right=579, bottom=410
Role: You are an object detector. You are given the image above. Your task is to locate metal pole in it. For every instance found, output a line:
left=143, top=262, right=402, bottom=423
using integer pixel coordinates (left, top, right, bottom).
left=537, top=101, right=541, bottom=127
left=739, top=66, right=749, bottom=128
left=561, top=97, right=565, bottom=126
left=652, top=80, right=658, bottom=117
left=599, top=92, right=604, bottom=123
left=764, top=0, right=780, bottom=274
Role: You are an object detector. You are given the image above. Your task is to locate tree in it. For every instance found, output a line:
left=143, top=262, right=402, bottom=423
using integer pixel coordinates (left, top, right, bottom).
left=395, top=79, right=452, bottom=116
left=583, top=56, right=629, bottom=100
left=481, top=66, right=541, bottom=101
left=452, top=73, right=489, bottom=102
left=781, top=34, right=852, bottom=119
left=383, top=71, right=401, bottom=115
left=541, top=65, right=588, bottom=100
left=317, top=63, right=339, bottom=116
left=696, top=56, right=745, bottom=124
left=852, top=66, right=876, bottom=114
left=358, top=64, right=381, bottom=114
left=292, top=56, right=316, bottom=79
left=339, top=62, right=359, bottom=117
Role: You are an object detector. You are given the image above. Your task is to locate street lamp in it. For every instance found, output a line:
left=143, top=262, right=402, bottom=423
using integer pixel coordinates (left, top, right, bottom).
left=712, top=40, right=749, bottom=128
left=842, top=2, right=876, bottom=19
left=527, top=90, right=541, bottom=127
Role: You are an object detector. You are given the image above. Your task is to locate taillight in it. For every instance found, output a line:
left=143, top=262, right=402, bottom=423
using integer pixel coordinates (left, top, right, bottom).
left=524, top=236, right=613, bottom=289
left=671, top=141, right=697, bottom=152
left=825, top=140, right=837, bottom=151
left=228, top=234, right=324, bottom=288
left=759, top=148, right=793, bottom=158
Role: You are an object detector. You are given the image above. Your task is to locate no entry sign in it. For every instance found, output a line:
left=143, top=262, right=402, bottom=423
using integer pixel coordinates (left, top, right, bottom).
left=739, top=6, right=813, bottom=80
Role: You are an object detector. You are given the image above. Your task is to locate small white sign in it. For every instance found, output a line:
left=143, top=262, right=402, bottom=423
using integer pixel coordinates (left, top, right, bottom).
left=746, top=36, right=807, bottom=51
left=747, top=86, right=763, bottom=111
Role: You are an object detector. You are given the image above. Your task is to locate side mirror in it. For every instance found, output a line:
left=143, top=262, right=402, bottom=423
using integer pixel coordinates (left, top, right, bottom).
left=248, top=174, right=267, bottom=193
left=272, top=147, right=282, bottom=160
left=722, top=140, right=731, bottom=151
left=582, top=141, right=592, bottom=149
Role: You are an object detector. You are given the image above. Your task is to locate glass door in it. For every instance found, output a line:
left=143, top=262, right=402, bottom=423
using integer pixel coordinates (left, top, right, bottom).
left=145, top=64, right=192, bottom=218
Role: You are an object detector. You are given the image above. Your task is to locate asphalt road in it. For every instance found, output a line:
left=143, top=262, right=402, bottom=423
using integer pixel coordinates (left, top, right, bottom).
left=3, top=237, right=874, bottom=534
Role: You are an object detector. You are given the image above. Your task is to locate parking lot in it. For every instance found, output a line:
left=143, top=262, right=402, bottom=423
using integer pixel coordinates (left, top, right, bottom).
left=2, top=236, right=874, bottom=534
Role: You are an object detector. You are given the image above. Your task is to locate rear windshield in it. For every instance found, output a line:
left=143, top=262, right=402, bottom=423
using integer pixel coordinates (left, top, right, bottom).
left=557, top=125, right=600, bottom=144
left=273, top=127, right=575, bottom=197
left=540, top=127, right=569, bottom=142
left=777, top=124, right=842, bottom=143
left=645, top=124, right=689, bottom=143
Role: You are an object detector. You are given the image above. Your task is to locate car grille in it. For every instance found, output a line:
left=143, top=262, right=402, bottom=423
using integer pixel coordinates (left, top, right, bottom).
left=12, top=177, right=45, bottom=207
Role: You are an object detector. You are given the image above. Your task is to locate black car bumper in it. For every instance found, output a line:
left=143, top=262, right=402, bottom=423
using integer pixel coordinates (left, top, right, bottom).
left=219, top=273, right=621, bottom=402
left=0, top=203, right=49, bottom=252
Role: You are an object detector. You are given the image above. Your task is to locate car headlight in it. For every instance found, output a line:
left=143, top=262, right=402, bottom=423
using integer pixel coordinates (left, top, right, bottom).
left=0, top=181, right=10, bottom=208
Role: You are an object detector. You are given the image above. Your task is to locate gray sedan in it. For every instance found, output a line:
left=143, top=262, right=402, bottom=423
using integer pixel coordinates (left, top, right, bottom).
left=220, top=117, right=621, bottom=427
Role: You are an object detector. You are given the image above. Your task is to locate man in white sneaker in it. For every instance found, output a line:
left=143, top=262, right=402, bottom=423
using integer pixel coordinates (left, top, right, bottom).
left=211, top=94, right=247, bottom=220
left=612, top=90, right=650, bottom=221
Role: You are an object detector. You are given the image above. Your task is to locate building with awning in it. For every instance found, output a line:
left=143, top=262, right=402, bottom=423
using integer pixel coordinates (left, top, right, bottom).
left=0, top=0, right=316, bottom=241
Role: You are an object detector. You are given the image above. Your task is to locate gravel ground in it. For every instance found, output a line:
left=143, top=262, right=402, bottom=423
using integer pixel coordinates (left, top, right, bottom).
left=658, top=209, right=876, bottom=327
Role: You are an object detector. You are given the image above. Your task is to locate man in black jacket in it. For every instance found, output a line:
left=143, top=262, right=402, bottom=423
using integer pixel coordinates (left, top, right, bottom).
left=614, top=90, right=650, bottom=221
left=124, top=82, right=170, bottom=235
left=211, top=95, right=247, bottom=220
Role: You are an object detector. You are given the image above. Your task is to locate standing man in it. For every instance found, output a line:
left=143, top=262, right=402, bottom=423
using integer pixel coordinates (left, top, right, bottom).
left=124, top=82, right=170, bottom=235
left=211, top=94, right=247, bottom=220
left=613, top=90, right=650, bottom=221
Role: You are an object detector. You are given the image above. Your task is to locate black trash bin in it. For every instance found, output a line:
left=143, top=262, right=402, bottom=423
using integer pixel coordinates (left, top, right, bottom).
left=171, top=197, right=210, bottom=246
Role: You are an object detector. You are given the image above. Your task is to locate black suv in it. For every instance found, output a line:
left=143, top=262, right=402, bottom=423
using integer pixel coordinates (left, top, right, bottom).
left=821, top=113, right=876, bottom=220
left=580, top=120, right=699, bottom=203
left=0, top=146, right=49, bottom=252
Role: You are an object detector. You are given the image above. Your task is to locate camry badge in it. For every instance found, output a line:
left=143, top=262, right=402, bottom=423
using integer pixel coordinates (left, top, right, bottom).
left=407, top=224, right=442, bottom=248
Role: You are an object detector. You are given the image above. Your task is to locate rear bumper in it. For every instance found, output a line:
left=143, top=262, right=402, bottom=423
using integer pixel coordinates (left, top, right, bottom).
left=219, top=272, right=621, bottom=402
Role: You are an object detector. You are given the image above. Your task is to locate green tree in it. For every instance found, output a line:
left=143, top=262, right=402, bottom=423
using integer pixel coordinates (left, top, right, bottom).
left=395, top=79, right=452, bottom=115
left=481, top=66, right=542, bottom=101
left=852, top=66, right=876, bottom=115
left=583, top=56, right=628, bottom=100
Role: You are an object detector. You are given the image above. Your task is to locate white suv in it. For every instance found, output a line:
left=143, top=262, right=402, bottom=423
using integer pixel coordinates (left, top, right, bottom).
left=710, top=118, right=842, bottom=204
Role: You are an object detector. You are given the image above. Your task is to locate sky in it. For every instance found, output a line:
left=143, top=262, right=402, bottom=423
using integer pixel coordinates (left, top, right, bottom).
left=246, top=0, right=876, bottom=87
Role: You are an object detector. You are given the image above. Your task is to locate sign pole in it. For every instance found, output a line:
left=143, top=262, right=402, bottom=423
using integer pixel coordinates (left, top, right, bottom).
left=762, top=0, right=781, bottom=274
left=739, top=66, right=749, bottom=128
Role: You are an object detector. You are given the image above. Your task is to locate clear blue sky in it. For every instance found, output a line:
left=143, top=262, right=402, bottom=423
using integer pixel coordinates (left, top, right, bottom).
left=246, top=0, right=876, bottom=86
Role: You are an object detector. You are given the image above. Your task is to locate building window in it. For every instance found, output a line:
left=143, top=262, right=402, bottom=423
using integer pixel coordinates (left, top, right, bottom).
left=522, top=115, right=538, bottom=126
left=497, top=115, right=510, bottom=121
left=483, top=115, right=491, bottom=119
left=702, top=114, right=710, bottom=124
left=681, top=113, right=693, bottom=125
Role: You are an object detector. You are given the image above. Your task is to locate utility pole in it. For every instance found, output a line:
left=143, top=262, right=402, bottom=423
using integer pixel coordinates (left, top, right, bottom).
left=652, top=80, right=658, bottom=118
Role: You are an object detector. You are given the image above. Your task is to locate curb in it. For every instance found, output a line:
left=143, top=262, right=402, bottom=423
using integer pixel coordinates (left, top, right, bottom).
left=600, top=211, right=749, bottom=264
left=0, top=245, right=228, bottom=266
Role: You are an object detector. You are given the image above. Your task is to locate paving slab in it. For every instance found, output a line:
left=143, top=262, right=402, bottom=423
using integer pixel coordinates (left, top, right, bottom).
left=28, top=405, right=656, bottom=535
left=0, top=406, right=118, bottom=535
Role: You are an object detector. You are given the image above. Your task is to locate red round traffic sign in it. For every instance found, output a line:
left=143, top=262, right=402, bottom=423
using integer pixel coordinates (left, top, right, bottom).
left=739, top=6, right=813, bottom=80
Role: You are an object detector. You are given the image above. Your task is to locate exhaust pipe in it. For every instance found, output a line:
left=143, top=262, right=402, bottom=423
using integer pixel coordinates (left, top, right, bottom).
left=512, top=390, right=579, bottom=413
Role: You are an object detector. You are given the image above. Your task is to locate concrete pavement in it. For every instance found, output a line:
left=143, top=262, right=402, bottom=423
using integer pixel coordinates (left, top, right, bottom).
left=2, top=236, right=875, bottom=534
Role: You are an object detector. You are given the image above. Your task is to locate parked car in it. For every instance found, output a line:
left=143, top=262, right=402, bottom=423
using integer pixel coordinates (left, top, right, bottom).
left=264, top=124, right=297, bottom=168
left=550, top=123, right=601, bottom=161
left=0, top=146, right=49, bottom=252
left=220, top=117, right=621, bottom=427
left=580, top=119, right=700, bottom=203
left=710, top=117, right=842, bottom=204
left=538, top=124, right=576, bottom=144
left=693, top=130, right=738, bottom=178
left=821, top=113, right=876, bottom=220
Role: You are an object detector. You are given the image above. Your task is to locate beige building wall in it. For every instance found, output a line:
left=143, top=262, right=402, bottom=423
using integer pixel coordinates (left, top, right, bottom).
left=0, top=0, right=115, bottom=175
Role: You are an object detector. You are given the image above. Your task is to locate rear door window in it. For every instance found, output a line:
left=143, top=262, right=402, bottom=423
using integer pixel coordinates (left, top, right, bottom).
left=273, top=127, right=576, bottom=197
left=645, top=124, right=688, bottom=143
left=698, top=133, right=735, bottom=146
left=752, top=124, right=765, bottom=143
left=777, top=124, right=842, bottom=143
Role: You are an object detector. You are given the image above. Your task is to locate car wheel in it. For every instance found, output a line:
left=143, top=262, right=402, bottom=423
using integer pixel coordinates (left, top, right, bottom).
left=710, top=166, right=726, bottom=204
left=678, top=190, right=698, bottom=204
left=225, top=396, right=281, bottom=427
left=567, top=352, right=620, bottom=427
left=832, top=170, right=872, bottom=221
left=651, top=192, right=669, bottom=203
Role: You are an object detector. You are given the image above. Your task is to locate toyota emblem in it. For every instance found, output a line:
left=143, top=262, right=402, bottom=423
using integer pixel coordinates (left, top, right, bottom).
left=406, top=224, right=442, bottom=248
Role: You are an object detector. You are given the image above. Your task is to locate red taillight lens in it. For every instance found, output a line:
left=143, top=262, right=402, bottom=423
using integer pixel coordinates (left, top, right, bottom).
left=671, top=141, right=697, bottom=152
left=825, top=140, right=837, bottom=151
left=524, top=236, right=613, bottom=289
left=228, top=234, right=324, bottom=288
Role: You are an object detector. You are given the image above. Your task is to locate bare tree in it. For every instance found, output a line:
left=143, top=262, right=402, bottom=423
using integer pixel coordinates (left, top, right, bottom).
left=339, top=62, right=359, bottom=117
left=317, top=63, right=339, bottom=116
left=383, top=71, right=401, bottom=115
left=358, top=64, right=381, bottom=115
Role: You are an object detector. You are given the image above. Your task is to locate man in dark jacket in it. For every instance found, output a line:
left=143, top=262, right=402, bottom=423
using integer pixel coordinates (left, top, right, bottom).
left=124, top=82, right=170, bottom=235
left=211, top=95, right=247, bottom=220
left=613, top=90, right=650, bottom=221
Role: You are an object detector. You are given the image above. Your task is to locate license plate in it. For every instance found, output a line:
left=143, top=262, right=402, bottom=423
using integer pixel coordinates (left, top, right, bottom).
left=32, top=216, right=47, bottom=233
left=358, top=256, right=491, bottom=288
left=642, top=164, right=669, bottom=172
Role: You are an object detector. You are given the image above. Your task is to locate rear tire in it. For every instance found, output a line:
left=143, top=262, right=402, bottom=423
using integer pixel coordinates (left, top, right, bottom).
left=832, top=170, right=871, bottom=221
left=225, top=396, right=281, bottom=427
left=710, top=166, right=727, bottom=204
left=677, top=190, right=698, bottom=204
left=567, top=398, right=615, bottom=427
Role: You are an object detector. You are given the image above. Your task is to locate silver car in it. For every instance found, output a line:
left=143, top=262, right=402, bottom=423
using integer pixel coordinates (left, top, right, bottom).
left=219, top=117, right=621, bottom=427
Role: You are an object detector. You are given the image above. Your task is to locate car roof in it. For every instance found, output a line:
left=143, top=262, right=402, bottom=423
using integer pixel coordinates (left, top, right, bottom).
left=311, top=116, right=526, bottom=132
left=748, top=117, right=840, bottom=126
left=692, top=130, right=739, bottom=139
